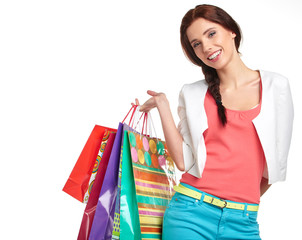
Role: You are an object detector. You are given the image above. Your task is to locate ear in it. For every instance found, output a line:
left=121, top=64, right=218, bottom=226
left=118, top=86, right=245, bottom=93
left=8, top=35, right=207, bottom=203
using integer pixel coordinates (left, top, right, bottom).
left=231, top=32, right=236, bottom=38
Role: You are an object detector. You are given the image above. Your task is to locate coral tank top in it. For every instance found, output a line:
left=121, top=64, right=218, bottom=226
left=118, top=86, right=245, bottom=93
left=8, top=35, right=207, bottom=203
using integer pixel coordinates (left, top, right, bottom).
left=180, top=81, right=265, bottom=204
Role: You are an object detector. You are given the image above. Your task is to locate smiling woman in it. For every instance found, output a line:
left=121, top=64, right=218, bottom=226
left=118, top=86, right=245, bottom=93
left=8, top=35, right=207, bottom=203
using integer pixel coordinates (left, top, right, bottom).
left=0, top=0, right=299, bottom=239
left=136, top=4, right=294, bottom=240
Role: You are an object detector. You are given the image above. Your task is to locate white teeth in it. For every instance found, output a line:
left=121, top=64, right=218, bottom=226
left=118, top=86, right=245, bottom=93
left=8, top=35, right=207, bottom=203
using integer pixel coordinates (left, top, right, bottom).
left=208, top=50, right=221, bottom=60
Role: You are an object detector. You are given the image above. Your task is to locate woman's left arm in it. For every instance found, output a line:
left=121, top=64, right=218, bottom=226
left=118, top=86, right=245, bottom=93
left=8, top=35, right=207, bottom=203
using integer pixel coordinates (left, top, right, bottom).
left=260, top=177, right=272, bottom=196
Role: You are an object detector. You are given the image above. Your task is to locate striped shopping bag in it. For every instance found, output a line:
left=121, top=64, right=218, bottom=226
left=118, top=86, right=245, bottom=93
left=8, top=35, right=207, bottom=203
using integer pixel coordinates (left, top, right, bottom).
left=125, top=130, right=176, bottom=240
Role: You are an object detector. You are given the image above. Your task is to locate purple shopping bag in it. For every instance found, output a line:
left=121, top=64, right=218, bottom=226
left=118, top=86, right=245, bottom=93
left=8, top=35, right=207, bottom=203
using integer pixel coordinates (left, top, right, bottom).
left=88, top=122, right=124, bottom=240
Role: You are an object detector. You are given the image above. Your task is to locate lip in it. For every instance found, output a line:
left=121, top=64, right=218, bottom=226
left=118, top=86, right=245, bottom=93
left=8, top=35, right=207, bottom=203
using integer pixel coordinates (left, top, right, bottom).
left=207, top=50, right=222, bottom=62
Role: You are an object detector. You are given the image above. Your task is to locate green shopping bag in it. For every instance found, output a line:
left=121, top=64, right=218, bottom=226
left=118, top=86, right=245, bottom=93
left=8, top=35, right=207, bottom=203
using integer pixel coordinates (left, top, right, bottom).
left=119, top=125, right=141, bottom=240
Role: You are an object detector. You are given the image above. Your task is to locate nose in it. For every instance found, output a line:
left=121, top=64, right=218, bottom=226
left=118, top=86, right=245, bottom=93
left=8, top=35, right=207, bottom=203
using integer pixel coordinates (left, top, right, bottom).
left=202, top=40, right=212, bottom=54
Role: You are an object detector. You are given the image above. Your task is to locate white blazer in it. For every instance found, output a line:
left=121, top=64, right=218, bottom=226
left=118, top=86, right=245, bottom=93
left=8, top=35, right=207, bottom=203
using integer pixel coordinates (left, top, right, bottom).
left=178, top=69, right=294, bottom=184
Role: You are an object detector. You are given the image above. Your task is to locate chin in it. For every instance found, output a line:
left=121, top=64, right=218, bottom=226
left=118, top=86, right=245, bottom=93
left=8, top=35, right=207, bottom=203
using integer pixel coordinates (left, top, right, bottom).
left=210, top=60, right=229, bottom=71
left=205, top=63, right=223, bottom=71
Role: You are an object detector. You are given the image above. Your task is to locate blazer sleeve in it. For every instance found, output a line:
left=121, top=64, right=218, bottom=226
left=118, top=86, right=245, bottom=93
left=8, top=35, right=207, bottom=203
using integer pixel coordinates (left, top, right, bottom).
left=276, top=76, right=294, bottom=181
left=177, top=85, right=196, bottom=172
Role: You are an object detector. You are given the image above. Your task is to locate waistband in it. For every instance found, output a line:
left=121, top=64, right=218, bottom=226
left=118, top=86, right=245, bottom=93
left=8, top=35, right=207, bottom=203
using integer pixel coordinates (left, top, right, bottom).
left=173, top=183, right=259, bottom=212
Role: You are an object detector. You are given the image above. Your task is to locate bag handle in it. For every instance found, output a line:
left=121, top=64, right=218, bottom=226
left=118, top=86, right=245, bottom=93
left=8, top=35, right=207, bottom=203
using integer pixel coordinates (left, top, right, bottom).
left=132, top=107, right=145, bottom=133
left=146, top=111, right=158, bottom=140
left=122, top=105, right=139, bottom=128
left=132, top=109, right=158, bottom=140
left=142, top=112, right=148, bottom=136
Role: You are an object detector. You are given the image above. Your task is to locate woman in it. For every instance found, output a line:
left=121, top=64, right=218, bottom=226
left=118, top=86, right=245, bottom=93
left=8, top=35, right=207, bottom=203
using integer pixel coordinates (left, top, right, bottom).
left=135, top=4, right=294, bottom=240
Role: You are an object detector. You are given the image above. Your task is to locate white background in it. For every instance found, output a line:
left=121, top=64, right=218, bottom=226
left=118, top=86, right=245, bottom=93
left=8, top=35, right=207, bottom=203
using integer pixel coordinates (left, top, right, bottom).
left=0, top=0, right=301, bottom=239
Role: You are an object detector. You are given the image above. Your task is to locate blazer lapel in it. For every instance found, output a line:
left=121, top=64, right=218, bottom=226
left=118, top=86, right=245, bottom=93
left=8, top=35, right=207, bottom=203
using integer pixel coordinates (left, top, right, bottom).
left=252, top=69, right=276, bottom=183
left=191, top=80, right=208, bottom=156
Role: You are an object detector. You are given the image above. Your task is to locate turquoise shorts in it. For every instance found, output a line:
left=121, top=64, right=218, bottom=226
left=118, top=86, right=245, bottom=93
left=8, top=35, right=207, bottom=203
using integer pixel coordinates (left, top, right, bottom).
left=162, top=183, right=261, bottom=240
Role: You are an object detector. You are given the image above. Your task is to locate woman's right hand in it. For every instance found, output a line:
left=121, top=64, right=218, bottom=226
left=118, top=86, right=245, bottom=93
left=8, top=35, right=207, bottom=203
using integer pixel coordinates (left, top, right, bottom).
left=132, top=90, right=185, bottom=171
left=132, top=90, right=168, bottom=113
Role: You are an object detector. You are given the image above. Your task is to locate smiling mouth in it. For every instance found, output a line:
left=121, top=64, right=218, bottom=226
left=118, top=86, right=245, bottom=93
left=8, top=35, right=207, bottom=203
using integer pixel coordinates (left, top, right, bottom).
left=207, top=50, right=222, bottom=60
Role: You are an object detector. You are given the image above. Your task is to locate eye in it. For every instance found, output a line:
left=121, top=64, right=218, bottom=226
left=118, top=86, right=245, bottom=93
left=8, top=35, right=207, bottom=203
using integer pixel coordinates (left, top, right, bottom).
left=192, top=42, right=201, bottom=48
left=209, top=31, right=216, bottom=38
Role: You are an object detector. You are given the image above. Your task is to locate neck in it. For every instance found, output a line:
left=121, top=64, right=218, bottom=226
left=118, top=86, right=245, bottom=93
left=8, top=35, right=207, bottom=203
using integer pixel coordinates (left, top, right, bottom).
left=216, top=53, right=254, bottom=90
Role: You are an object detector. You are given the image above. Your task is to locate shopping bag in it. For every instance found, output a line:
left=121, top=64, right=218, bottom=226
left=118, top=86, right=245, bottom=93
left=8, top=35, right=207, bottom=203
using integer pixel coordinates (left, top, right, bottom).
left=63, top=125, right=116, bottom=202
left=129, top=130, right=176, bottom=240
left=120, top=112, right=176, bottom=240
left=112, top=111, right=148, bottom=240
left=82, top=130, right=111, bottom=203
left=78, top=131, right=116, bottom=240
left=111, top=124, right=134, bottom=240
left=83, top=130, right=115, bottom=203
left=88, top=122, right=124, bottom=240
left=119, top=125, right=141, bottom=240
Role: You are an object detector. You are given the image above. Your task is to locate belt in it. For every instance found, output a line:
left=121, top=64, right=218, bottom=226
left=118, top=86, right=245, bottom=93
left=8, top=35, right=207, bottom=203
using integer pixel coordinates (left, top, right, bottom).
left=173, top=184, right=259, bottom=212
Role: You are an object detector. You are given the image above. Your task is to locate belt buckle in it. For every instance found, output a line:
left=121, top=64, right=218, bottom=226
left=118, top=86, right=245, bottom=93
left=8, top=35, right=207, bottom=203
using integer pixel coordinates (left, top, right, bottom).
left=210, top=197, right=227, bottom=208
left=219, top=198, right=227, bottom=208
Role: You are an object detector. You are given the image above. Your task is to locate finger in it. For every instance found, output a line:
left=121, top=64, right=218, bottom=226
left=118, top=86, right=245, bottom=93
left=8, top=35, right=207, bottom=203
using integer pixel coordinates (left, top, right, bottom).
left=147, top=90, right=158, bottom=96
left=139, top=105, right=149, bottom=112
left=135, top=98, right=140, bottom=105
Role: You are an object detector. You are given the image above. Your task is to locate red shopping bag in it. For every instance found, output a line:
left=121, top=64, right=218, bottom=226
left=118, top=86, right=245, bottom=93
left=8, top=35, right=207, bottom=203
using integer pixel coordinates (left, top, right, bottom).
left=77, top=131, right=116, bottom=240
left=63, top=125, right=117, bottom=202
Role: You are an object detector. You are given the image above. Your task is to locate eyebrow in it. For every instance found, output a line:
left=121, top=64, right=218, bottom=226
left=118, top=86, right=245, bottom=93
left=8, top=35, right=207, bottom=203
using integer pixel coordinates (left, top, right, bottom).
left=190, top=27, right=216, bottom=44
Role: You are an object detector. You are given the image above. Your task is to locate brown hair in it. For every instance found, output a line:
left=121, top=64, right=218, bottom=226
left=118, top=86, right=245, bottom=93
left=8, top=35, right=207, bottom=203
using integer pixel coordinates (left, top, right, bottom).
left=180, top=4, right=242, bottom=126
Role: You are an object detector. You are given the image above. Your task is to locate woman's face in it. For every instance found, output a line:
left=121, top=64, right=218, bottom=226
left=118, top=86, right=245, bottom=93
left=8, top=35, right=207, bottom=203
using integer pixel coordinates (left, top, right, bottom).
left=186, top=18, right=237, bottom=70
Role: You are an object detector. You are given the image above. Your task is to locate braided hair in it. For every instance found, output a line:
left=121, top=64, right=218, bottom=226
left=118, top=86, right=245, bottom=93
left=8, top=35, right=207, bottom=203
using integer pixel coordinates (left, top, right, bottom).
left=203, top=67, right=227, bottom=125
